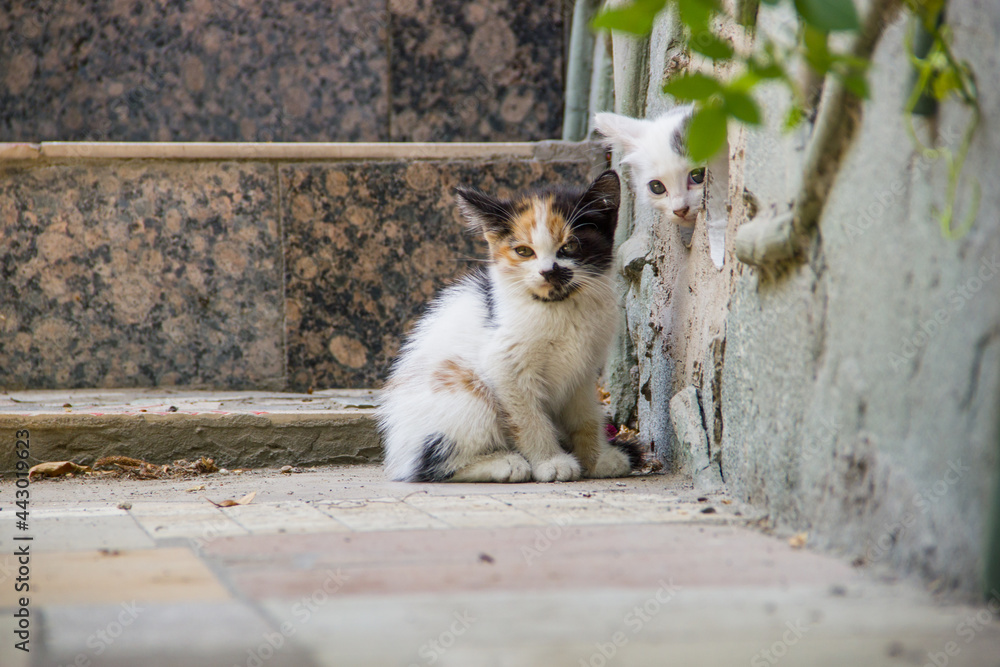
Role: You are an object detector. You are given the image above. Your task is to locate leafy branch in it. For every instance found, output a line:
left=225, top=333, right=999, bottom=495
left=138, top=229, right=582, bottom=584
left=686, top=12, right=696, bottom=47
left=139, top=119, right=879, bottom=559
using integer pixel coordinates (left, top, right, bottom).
left=593, top=0, right=980, bottom=239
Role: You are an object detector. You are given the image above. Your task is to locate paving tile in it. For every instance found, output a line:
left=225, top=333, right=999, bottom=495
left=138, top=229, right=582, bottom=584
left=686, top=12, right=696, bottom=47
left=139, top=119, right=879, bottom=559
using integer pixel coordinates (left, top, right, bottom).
left=0, top=548, right=230, bottom=607
left=487, top=491, right=650, bottom=525
left=0, top=608, right=30, bottom=667
left=1, top=506, right=156, bottom=553
left=314, top=497, right=449, bottom=531
left=127, top=501, right=249, bottom=541
left=11, top=515, right=156, bottom=553
left=205, top=523, right=858, bottom=601
left=261, top=586, right=1000, bottom=667
left=40, top=601, right=318, bottom=667
left=222, top=501, right=351, bottom=535
left=404, top=494, right=548, bottom=528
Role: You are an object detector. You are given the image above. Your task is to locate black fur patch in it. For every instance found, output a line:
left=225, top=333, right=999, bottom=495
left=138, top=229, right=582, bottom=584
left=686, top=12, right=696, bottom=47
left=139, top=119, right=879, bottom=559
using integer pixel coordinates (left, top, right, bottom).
left=413, top=434, right=456, bottom=482
left=468, top=268, right=497, bottom=327
left=610, top=432, right=645, bottom=471
left=549, top=170, right=620, bottom=275
left=454, top=187, right=517, bottom=239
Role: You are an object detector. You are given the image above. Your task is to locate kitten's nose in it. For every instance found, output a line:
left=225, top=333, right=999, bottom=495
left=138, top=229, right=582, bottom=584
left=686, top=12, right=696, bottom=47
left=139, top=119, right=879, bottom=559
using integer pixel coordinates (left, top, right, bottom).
left=539, top=264, right=567, bottom=284
left=673, top=206, right=690, bottom=219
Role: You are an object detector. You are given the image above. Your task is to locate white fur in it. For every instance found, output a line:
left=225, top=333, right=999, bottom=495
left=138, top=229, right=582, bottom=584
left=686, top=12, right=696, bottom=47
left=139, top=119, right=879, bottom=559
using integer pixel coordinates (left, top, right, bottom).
left=378, top=194, right=629, bottom=483
left=595, top=106, right=705, bottom=225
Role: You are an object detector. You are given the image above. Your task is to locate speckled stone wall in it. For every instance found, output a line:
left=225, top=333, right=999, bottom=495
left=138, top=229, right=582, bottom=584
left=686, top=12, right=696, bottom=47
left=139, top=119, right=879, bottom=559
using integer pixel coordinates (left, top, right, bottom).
left=1, top=0, right=388, bottom=142
left=0, top=156, right=595, bottom=391
left=283, top=159, right=594, bottom=390
left=0, top=0, right=566, bottom=142
left=0, top=162, right=285, bottom=389
left=389, top=0, right=566, bottom=141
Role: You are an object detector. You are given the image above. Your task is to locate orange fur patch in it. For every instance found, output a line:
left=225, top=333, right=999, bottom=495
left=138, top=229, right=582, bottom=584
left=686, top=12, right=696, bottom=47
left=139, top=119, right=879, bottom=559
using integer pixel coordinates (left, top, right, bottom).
left=488, top=196, right=569, bottom=267
left=431, top=359, right=493, bottom=405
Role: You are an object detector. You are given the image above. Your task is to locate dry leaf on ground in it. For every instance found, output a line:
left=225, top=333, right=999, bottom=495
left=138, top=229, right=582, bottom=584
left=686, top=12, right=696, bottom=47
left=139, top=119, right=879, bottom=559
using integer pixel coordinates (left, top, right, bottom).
left=789, top=532, right=809, bottom=549
left=207, top=490, right=257, bottom=507
left=28, top=461, right=92, bottom=480
left=93, top=456, right=219, bottom=480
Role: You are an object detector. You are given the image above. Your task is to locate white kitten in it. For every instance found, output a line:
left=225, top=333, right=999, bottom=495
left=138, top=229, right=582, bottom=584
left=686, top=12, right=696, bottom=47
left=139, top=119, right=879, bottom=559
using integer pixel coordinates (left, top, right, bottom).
left=594, top=106, right=706, bottom=226
left=377, top=171, right=641, bottom=483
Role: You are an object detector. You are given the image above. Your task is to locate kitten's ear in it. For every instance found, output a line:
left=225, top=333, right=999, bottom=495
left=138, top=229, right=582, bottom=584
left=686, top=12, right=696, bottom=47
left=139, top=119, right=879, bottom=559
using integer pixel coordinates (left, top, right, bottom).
left=577, top=170, right=620, bottom=239
left=454, top=187, right=516, bottom=240
left=670, top=105, right=695, bottom=157
left=594, top=112, right=649, bottom=155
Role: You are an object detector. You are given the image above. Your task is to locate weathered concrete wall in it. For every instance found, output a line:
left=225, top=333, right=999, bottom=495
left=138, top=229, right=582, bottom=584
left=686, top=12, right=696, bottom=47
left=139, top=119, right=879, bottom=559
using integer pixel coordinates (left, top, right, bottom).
left=603, top=1, right=1000, bottom=593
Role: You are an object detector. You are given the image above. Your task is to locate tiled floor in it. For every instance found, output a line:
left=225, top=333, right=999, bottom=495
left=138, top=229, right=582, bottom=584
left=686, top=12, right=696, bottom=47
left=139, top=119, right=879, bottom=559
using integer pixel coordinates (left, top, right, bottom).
left=1, top=466, right=998, bottom=666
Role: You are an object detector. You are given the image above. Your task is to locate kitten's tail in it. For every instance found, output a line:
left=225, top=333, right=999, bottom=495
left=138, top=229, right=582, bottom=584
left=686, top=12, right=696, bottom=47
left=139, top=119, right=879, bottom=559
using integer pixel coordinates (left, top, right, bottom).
left=609, top=430, right=645, bottom=471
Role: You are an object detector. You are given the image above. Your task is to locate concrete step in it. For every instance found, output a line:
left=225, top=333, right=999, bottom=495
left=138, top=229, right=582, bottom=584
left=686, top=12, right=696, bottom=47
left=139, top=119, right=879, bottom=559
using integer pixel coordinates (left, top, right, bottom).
left=0, top=388, right=380, bottom=473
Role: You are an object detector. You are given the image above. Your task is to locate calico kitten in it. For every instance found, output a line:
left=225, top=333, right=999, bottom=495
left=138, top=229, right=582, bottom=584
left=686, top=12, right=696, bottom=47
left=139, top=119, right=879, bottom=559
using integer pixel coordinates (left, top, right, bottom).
left=378, top=170, right=639, bottom=483
left=594, top=105, right=706, bottom=225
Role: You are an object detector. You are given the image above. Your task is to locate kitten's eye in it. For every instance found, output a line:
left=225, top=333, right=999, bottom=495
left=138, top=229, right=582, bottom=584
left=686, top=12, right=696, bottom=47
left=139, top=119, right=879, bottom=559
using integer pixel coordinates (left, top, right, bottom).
left=688, top=167, right=706, bottom=186
left=514, top=246, right=535, bottom=258
left=648, top=180, right=667, bottom=195
left=559, top=240, right=580, bottom=257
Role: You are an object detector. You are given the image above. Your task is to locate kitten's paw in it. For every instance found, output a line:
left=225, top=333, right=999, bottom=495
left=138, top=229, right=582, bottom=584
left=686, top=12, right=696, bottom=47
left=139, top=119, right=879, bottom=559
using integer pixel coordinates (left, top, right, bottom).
left=451, top=452, right=531, bottom=483
left=532, top=453, right=582, bottom=482
left=497, top=452, right=533, bottom=483
left=585, top=445, right=632, bottom=479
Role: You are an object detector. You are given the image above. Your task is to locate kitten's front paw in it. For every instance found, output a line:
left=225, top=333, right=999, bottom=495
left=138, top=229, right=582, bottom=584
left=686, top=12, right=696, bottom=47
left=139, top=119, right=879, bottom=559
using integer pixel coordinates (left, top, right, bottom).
left=585, top=445, right=632, bottom=479
left=532, top=453, right=582, bottom=482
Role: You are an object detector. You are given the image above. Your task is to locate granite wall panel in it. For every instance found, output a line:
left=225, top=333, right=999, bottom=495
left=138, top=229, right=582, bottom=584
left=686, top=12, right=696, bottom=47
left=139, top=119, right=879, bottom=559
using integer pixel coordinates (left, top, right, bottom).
left=0, top=162, right=285, bottom=389
left=0, top=0, right=568, bottom=143
left=388, top=0, right=567, bottom=141
left=0, top=0, right=389, bottom=141
left=282, top=159, right=594, bottom=390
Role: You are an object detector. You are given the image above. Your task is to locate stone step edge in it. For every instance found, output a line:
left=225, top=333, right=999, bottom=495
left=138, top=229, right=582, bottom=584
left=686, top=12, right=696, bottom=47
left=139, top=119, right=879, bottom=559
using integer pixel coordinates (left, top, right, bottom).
left=0, top=140, right=599, bottom=163
left=0, top=389, right=382, bottom=474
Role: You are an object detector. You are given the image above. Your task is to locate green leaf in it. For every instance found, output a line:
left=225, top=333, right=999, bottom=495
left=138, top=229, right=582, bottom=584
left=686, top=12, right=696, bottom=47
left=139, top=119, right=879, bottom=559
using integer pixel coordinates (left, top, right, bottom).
left=687, top=105, right=729, bottom=162
left=690, top=32, right=735, bottom=60
left=747, top=58, right=786, bottom=80
left=783, top=105, right=805, bottom=131
left=841, top=71, right=870, bottom=98
left=677, top=0, right=718, bottom=31
left=592, top=0, right=669, bottom=36
left=663, top=72, right=724, bottom=101
left=802, top=24, right=833, bottom=74
left=931, top=68, right=959, bottom=100
left=794, top=0, right=860, bottom=32
left=723, top=90, right=762, bottom=124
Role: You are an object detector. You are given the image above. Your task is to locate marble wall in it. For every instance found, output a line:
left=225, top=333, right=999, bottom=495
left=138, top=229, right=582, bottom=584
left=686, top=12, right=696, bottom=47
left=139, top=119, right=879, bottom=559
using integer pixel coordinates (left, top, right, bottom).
left=0, top=0, right=566, bottom=142
left=0, top=157, right=595, bottom=390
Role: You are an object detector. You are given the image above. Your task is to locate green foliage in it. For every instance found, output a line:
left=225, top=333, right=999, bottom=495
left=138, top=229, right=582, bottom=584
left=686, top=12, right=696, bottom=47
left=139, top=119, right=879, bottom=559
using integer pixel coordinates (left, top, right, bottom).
left=592, top=0, right=981, bottom=237
left=793, top=0, right=860, bottom=32
left=901, top=2, right=980, bottom=239
left=591, top=0, right=668, bottom=35
left=591, top=0, right=876, bottom=161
